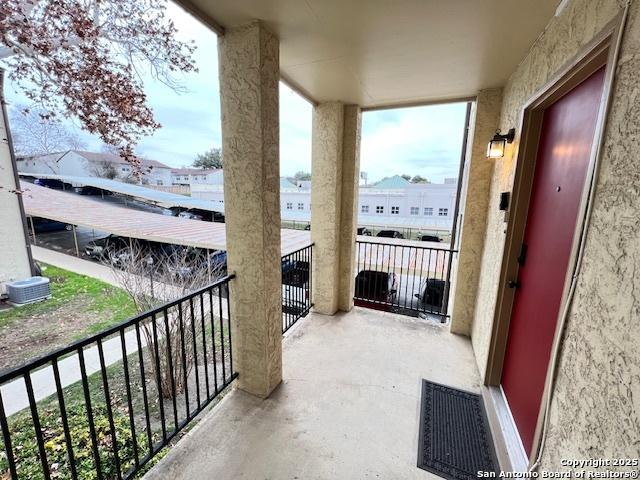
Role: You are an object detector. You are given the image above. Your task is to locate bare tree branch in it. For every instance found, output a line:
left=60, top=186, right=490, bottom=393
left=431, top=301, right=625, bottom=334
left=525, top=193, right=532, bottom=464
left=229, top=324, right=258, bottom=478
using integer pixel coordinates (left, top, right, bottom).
left=104, top=241, right=225, bottom=398
left=0, top=0, right=197, bottom=170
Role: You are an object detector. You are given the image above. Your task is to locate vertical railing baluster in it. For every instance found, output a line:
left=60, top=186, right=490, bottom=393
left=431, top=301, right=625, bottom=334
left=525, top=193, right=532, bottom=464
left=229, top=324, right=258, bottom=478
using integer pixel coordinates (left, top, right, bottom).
left=162, top=308, right=179, bottom=430
left=97, top=339, right=123, bottom=480
left=134, top=321, right=153, bottom=456
left=388, top=244, right=395, bottom=310
left=78, top=348, right=103, bottom=479
left=410, top=247, right=419, bottom=312
left=218, top=284, right=227, bottom=384
left=400, top=245, right=407, bottom=311
left=199, top=292, right=211, bottom=400
left=52, top=359, right=78, bottom=480
left=425, top=247, right=434, bottom=314
left=309, top=245, right=313, bottom=308
left=208, top=288, right=219, bottom=394
left=119, top=330, right=139, bottom=469
left=24, top=372, right=51, bottom=480
left=177, top=302, right=190, bottom=419
left=226, top=284, right=233, bottom=377
left=0, top=391, right=17, bottom=479
left=415, top=247, right=424, bottom=313
left=150, top=313, right=167, bottom=441
left=189, top=297, right=201, bottom=411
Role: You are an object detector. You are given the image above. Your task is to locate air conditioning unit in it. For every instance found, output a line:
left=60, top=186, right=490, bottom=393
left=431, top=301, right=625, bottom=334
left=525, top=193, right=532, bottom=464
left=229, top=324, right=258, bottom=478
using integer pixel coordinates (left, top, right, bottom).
left=6, top=276, right=51, bottom=305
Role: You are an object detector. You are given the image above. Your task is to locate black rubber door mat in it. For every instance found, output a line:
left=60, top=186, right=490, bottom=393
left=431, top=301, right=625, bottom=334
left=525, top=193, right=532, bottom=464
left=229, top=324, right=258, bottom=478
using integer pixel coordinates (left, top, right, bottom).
left=417, top=380, right=498, bottom=479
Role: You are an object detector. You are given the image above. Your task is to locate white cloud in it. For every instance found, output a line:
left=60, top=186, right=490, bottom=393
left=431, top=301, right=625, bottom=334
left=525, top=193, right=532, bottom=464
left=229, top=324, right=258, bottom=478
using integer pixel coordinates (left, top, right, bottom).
left=3, top=1, right=466, bottom=181
left=361, top=103, right=468, bottom=184
left=280, top=83, right=312, bottom=177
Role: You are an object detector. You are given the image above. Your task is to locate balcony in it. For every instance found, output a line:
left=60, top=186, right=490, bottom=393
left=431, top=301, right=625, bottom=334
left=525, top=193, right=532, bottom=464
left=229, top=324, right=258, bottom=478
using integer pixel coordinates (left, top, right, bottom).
left=1, top=0, right=638, bottom=477
left=144, top=307, right=480, bottom=479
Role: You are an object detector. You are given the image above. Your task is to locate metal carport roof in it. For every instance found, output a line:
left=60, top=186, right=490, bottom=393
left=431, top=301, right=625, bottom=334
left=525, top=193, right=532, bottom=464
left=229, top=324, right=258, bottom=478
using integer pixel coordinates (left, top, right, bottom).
left=19, top=173, right=224, bottom=213
left=20, top=181, right=311, bottom=255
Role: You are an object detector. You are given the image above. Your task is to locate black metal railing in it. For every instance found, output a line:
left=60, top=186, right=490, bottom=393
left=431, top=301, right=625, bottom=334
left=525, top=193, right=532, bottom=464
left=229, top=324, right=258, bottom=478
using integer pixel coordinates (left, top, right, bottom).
left=354, top=240, right=456, bottom=322
left=0, top=275, right=236, bottom=480
left=281, top=244, right=313, bottom=334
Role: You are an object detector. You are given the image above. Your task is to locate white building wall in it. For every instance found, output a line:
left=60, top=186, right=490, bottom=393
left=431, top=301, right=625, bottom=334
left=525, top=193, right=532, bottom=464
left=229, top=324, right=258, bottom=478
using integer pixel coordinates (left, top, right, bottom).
left=17, top=151, right=172, bottom=185
left=0, top=106, right=32, bottom=290
left=147, top=167, right=172, bottom=186
left=192, top=181, right=457, bottom=230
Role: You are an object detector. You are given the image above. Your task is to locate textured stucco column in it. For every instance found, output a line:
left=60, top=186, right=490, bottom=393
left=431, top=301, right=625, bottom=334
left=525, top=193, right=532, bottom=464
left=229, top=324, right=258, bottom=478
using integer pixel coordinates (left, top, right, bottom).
left=0, top=71, right=33, bottom=291
left=449, top=88, right=502, bottom=336
left=218, top=22, right=282, bottom=398
left=311, top=103, right=362, bottom=315
left=338, top=106, right=362, bottom=311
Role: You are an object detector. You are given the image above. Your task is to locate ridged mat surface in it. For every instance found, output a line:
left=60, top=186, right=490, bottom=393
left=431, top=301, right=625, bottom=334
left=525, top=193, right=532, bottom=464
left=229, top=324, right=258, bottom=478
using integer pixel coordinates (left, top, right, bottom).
left=417, top=380, right=498, bottom=479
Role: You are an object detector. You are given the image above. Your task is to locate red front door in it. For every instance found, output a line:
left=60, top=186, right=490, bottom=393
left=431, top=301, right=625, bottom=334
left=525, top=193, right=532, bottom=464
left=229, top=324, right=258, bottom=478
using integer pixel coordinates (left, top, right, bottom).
left=501, top=66, right=606, bottom=455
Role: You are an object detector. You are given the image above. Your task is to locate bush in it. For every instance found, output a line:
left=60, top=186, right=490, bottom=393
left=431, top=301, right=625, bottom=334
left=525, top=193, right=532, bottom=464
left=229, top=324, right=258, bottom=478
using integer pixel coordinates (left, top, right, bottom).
left=0, top=401, right=156, bottom=479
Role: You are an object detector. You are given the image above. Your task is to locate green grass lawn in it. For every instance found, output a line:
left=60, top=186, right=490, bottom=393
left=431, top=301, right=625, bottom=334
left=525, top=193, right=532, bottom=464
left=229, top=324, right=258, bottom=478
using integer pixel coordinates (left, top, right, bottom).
left=0, top=264, right=138, bottom=370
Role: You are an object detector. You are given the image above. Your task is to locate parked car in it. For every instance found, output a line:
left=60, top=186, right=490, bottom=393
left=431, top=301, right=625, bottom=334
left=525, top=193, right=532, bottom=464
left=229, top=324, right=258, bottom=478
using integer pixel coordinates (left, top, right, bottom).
left=29, top=217, right=72, bottom=233
left=213, top=212, right=226, bottom=223
left=303, top=224, right=311, bottom=231
left=376, top=230, right=404, bottom=239
left=354, top=270, right=397, bottom=311
left=414, top=278, right=446, bottom=312
left=357, top=227, right=372, bottom=236
left=209, top=250, right=228, bottom=273
left=282, top=284, right=310, bottom=317
left=282, top=259, right=310, bottom=286
left=34, top=178, right=65, bottom=189
left=418, top=234, right=442, bottom=243
left=178, top=211, right=203, bottom=221
left=73, top=186, right=108, bottom=195
left=85, top=235, right=129, bottom=261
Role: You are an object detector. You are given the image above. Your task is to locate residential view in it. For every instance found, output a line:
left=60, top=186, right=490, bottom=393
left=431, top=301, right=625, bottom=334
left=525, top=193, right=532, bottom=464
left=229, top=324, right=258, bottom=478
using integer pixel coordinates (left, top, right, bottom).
left=0, top=1, right=638, bottom=480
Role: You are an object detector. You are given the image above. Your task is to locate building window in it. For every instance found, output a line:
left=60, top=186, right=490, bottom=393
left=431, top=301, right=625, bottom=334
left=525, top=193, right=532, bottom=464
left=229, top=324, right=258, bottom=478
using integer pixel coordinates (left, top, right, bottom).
left=298, top=203, right=304, bottom=210
left=391, top=206, right=400, bottom=215
left=286, top=202, right=293, bottom=210
left=376, top=206, right=384, bottom=214
left=424, top=207, right=433, bottom=216
left=439, top=208, right=448, bottom=216
left=121, top=167, right=127, bottom=172
left=361, top=205, right=369, bottom=213
left=410, top=207, right=419, bottom=215
left=157, top=180, right=163, bottom=186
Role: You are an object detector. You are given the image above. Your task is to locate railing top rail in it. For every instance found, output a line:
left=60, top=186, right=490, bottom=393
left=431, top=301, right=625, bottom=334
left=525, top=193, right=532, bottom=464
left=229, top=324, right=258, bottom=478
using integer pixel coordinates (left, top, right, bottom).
left=355, top=239, right=457, bottom=254
left=282, top=243, right=314, bottom=257
left=0, top=274, right=235, bottom=384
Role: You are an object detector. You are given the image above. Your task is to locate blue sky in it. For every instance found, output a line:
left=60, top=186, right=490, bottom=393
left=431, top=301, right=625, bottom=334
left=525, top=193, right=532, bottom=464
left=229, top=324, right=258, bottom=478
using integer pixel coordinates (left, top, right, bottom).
left=4, top=1, right=467, bottom=184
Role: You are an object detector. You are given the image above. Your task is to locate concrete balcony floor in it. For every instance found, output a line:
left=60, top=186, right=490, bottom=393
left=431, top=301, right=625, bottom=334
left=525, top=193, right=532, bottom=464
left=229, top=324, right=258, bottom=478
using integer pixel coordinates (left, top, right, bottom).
left=144, top=307, right=482, bottom=479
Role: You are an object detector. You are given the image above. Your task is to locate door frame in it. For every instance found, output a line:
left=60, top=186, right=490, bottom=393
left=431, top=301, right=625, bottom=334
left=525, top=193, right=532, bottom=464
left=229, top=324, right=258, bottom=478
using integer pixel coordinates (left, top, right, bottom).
left=483, top=11, right=627, bottom=468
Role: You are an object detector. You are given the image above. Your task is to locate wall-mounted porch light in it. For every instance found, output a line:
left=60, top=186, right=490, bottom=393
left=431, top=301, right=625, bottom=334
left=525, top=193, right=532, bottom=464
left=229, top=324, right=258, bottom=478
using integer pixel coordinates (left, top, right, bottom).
left=487, top=128, right=516, bottom=158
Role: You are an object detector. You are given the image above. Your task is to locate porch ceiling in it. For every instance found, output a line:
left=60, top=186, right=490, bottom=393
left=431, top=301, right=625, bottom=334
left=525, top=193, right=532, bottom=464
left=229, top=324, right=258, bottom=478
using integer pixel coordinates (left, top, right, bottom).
left=175, top=0, right=560, bottom=107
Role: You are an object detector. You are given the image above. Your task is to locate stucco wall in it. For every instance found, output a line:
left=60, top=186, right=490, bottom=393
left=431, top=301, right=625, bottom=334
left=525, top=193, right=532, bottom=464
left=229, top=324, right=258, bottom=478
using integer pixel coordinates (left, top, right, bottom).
left=218, top=21, right=282, bottom=397
left=470, top=0, right=640, bottom=465
left=311, top=102, right=344, bottom=315
left=0, top=92, right=32, bottom=289
left=450, top=88, right=502, bottom=336
left=338, top=105, right=362, bottom=311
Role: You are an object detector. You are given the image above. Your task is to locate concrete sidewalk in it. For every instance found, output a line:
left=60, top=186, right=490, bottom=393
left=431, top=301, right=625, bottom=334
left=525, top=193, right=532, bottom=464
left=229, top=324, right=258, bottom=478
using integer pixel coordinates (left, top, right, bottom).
left=1, top=329, right=142, bottom=416
left=31, top=245, right=122, bottom=287
left=2, top=247, right=229, bottom=417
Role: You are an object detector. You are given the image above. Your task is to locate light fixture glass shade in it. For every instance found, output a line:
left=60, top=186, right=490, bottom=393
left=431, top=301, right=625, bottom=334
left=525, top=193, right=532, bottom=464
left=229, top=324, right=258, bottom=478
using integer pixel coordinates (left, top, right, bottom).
left=487, top=138, right=506, bottom=158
